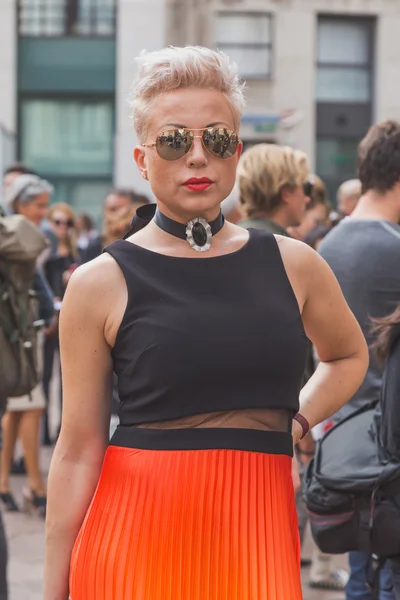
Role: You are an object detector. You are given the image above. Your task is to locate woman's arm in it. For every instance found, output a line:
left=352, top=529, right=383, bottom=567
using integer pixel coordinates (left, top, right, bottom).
left=44, top=255, right=124, bottom=600
left=279, top=238, right=369, bottom=444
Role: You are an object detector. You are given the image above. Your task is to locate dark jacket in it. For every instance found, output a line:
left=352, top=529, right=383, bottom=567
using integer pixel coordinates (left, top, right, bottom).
left=42, top=229, right=76, bottom=299
left=33, top=269, right=54, bottom=324
left=80, top=236, right=103, bottom=264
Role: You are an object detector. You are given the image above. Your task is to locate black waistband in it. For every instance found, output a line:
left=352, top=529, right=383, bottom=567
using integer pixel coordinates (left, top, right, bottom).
left=110, top=426, right=293, bottom=456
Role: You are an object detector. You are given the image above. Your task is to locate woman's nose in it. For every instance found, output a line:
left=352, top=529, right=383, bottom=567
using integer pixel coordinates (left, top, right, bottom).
left=186, top=136, right=208, bottom=167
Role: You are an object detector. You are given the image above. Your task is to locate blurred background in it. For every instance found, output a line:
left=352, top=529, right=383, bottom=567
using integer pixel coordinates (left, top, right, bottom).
left=1, top=0, right=398, bottom=221
left=1, top=2, right=400, bottom=598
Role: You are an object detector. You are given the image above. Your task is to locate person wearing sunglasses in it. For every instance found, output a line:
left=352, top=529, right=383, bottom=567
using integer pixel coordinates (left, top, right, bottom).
left=44, top=46, right=368, bottom=600
left=41, top=203, right=79, bottom=446
left=288, top=174, right=332, bottom=242
left=237, top=142, right=314, bottom=237
left=44, top=202, right=78, bottom=300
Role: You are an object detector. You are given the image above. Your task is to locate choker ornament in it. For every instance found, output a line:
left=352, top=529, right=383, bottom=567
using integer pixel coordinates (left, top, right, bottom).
left=124, top=204, right=225, bottom=252
left=154, top=209, right=225, bottom=252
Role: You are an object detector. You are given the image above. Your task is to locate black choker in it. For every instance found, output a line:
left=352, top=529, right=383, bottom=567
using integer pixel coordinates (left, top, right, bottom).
left=124, top=204, right=225, bottom=252
left=154, top=209, right=225, bottom=252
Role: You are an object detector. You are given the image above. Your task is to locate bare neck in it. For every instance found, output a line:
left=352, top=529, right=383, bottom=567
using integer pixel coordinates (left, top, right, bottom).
left=350, top=190, right=400, bottom=224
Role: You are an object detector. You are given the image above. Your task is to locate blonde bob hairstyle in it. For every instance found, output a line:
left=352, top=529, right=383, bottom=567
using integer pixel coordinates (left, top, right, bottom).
left=47, top=202, right=78, bottom=259
left=129, top=45, right=246, bottom=142
left=237, top=144, right=309, bottom=217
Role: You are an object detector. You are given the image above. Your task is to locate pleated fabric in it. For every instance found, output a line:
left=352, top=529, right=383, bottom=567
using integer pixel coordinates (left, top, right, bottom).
left=70, top=445, right=302, bottom=600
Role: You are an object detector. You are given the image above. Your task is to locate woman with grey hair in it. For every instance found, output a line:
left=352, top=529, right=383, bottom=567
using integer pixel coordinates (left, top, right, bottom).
left=0, top=173, right=54, bottom=517
left=4, top=174, right=53, bottom=226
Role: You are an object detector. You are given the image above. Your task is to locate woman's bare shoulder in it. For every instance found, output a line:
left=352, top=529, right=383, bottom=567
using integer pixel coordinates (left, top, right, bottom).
left=63, top=253, right=125, bottom=311
left=274, top=234, right=322, bottom=272
left=273, top=234, right=329, bottom=311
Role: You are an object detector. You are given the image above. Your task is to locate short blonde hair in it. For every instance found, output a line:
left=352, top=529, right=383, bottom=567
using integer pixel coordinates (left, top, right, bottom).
left=129, top=46, right=246, bottom=142
left=237, top=144, right=309, bottom=216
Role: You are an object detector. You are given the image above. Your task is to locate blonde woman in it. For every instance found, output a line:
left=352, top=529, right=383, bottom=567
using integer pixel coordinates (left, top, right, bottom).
left=237, top=143, right=313, bottom=236
left=44, top=202, right=78, bottom=296
left=44, top=46, right=368, bottom=600
left=42, top=203, right=79, bottom=445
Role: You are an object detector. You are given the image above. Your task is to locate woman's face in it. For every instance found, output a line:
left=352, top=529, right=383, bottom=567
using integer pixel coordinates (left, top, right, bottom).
left=16, top=193, right=50, bottom=227
left=134, top=88, right=242, bottom=221
left=50, top=210, right=74, bottom=240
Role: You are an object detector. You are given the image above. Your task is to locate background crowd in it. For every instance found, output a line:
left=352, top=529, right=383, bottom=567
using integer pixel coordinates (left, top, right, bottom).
left=1, top=116, right=400, bottom=600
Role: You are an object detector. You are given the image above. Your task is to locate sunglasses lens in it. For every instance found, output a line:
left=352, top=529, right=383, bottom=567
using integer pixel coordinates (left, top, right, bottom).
left=156, top=129, right=193, bottom=161
left=202, top=128, right=239, bottom=159
left=304, top=181, right=314, bottom=197
left=54, top=219, right=74, bottom=227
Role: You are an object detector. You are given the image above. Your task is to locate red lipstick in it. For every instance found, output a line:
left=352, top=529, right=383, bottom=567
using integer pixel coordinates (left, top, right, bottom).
left=183, top=177, right=213, bottom=192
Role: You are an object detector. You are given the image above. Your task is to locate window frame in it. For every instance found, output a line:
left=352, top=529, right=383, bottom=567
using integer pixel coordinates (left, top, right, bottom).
left=316, top=15, right=375, bottom=104
left=315, top=136, right=361, bottom=179
left=215, top=11, right=274, bottom=80
left=17, top=92, right=116, bottom=177
left=17, top=0, right=117, bottom=39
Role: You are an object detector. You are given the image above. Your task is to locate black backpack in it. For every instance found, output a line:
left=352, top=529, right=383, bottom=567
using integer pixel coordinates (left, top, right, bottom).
left=303, top=402, right=400, bottom=559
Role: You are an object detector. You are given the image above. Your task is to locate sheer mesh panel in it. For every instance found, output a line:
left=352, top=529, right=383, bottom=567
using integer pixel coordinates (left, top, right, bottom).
left=137, top=409, right=292, bottom=433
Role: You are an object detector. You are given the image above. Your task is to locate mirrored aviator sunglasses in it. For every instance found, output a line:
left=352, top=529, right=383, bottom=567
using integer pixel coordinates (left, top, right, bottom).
left=145, top=127, right=240, bottom=161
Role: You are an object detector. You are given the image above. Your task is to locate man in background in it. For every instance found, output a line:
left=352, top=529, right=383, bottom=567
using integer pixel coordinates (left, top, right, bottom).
left=319, top=120, right=400, bottom=600
left=337, top=178, right=362, bottom=217
left=288, top=175, right=331, bottom=241
left=237, top=143, right=312, bottom=236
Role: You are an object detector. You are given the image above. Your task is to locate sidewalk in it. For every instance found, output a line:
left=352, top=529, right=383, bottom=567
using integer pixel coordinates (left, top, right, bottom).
left=4, top=446, right=347, bottom=600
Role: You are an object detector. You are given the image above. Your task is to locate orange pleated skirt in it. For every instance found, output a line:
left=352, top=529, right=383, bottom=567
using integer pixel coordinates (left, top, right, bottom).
left=70, top=430, right=301, bottom=600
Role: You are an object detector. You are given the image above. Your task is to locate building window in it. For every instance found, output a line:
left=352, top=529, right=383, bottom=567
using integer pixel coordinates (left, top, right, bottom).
left=216, top=12, right=272, bottom=78
left=316, top=138, right=359, bottom=180
left=315, top=17, right=374, bottom=202
left=20, top=98, right=114, bottom=219
left=20, top=98, right=114, bottom=176
left=18, top=0, right=116, bottom=37
left=316, top=19, right=372, bottom=103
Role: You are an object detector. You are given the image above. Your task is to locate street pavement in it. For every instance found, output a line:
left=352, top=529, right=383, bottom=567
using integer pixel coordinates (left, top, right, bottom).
left=4, top=446, right=347, bottom=600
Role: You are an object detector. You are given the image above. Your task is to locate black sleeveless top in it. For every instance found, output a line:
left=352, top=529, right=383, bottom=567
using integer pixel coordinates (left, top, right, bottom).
left=104, top=229, right=308, bottom=427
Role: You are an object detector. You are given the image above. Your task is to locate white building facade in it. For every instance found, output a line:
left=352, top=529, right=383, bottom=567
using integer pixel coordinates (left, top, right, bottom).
left=1, top=0, right=400, bottom=211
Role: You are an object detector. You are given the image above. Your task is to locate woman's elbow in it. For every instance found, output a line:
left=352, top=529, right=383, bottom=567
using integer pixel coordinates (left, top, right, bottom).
left=353, top=333, right=370, bottom=380
left=53, top=429, right=107, bottom=468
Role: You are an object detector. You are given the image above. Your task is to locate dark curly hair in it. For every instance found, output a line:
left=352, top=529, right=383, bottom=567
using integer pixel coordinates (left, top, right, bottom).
left=358, top=120, right=400, bottom=194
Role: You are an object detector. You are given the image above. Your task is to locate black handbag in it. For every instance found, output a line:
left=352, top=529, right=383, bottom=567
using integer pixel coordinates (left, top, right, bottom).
left=303, top=402, right=400, bottom=558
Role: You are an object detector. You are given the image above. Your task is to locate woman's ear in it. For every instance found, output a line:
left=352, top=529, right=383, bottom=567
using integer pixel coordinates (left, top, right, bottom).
left=134, top=146, right=147, bottom=180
